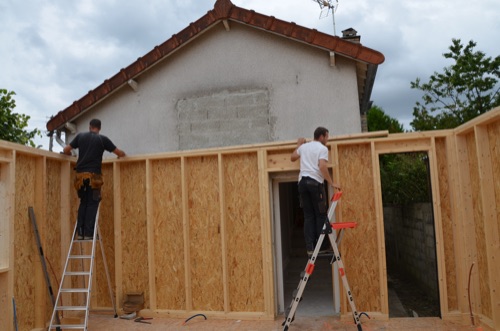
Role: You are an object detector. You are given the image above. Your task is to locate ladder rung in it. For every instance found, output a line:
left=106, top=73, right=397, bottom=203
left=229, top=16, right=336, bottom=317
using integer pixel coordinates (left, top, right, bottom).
left=60, top=288, right=89, bottom=293
left=65, top=271, right=91, bottom=276
left=50, top=324, right=85, bottom=329
left=69, top=255, right=92, bottom=259
left=56, top=305, right=87, bottom=311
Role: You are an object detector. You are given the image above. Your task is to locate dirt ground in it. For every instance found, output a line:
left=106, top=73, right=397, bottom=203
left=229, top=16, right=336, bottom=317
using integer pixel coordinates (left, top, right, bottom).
left=87, top=313, right=483, bottom=331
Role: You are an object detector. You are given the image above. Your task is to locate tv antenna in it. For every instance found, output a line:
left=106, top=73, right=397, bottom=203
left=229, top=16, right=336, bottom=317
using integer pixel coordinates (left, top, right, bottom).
left=313, top=0, right=339, bottom=36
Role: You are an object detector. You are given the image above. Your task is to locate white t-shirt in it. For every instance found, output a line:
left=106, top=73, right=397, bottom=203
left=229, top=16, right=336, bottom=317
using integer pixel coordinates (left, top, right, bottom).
left=297, top=141, right=329, bottom=183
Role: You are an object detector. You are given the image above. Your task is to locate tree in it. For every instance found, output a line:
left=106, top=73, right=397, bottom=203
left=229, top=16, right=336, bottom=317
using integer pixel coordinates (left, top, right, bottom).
left=367, top=105, right=404, bottom=133
left=367, top=105, right=429, bottom=204
left=0, top=89, right=41, bottom=147
left=411, top=39, right=500, bottom=131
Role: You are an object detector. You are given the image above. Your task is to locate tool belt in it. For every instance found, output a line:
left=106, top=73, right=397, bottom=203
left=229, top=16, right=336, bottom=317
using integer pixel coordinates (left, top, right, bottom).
left=74, top=172, right=104, bottom=191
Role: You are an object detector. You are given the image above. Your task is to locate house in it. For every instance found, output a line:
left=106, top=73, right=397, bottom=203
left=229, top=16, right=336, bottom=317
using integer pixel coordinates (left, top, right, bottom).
left=2, top=108, right=500, bottom=331
left=46, top=0, right=384, bottom=155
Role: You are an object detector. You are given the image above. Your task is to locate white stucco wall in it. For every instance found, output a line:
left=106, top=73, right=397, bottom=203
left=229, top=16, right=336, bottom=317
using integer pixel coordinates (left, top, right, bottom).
left=68, top=21, right=361, bottom=156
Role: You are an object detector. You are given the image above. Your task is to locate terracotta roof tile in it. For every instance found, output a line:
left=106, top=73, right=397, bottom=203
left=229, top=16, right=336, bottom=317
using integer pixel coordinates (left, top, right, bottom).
left=47, top=0, right=384, bottom=131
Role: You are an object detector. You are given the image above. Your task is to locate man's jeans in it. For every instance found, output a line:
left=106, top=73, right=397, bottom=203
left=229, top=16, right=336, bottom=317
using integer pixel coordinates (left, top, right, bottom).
left=77, top=179, right=102, bottom=237
left=298, top=177, right=328, bottom=251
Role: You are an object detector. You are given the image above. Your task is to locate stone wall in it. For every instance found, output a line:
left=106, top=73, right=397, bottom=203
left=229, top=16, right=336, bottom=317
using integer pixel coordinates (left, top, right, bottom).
left=384, top=203, right=438, bottom=294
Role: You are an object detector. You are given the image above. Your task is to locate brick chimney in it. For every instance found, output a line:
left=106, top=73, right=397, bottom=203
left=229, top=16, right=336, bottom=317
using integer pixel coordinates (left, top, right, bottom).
left=341, top=28, right=360, bottom=43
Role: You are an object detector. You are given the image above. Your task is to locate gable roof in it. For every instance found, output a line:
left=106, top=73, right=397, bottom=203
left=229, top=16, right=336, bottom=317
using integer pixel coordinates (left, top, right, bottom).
left=46, top=0, right=385, bottom=132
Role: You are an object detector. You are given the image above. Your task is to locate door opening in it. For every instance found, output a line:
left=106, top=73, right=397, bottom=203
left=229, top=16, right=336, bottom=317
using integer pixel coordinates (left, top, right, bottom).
left=272, top=176, right=339, bottom=317
left=380, top=152, right=441, bottom=318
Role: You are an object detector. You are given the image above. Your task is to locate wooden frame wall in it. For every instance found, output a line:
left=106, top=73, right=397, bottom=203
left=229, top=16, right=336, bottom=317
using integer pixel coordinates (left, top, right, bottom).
left=1, top=107, right=499, bottom=331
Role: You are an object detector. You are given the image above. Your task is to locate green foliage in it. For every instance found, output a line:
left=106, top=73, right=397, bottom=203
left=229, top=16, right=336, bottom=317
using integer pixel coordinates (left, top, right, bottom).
left=411, top=39, right=500, bottom=130
left=380, top=153, right=431, bottom=205
left=366, top=106, right=430, bottom=205
left=0, top=89, right=41, bottom=147
left=367, top=105, right=404, bottom=133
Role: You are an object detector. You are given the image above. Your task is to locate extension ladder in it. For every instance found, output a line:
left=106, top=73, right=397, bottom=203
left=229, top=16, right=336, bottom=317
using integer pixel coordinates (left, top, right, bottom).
left=49, top=207, right=117, bottom=330
left=282, top=191, right=364, bottom=331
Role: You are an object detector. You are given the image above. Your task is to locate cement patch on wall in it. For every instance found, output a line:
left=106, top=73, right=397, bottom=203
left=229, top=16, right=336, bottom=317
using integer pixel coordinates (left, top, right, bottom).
left=176, top=88, right=274, bottom=150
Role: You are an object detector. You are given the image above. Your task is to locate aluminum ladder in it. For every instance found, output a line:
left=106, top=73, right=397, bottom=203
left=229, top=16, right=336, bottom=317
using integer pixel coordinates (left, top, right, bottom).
left=282, top=191, right=364, bottom=331
left=48, top=207, right=117, bottom=330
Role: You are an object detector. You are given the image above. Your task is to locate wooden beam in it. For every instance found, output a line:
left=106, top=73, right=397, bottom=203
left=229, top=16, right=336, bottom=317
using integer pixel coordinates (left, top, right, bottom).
left=181, top=157, right=192, bottom=311
left=429, top=138, right=450, bottom=316
left=222, top=19, right=230, bottom=31
left=475, top=125, right=500, bottom=327
left=455, top=134, right=481, bottom=321
left=372, top=142, right=389, bottom=317
left=146, top=160, right=156, bottom=309
left=445, top=135, right=469, bottom=316
left=34, top=156, right=46, bottom=328
left=218, top=154, right=230, bottom=312
left=330, top=51, right=336, bottom=67
left=258, top=149, right=274, bottom=316
left=113, top=162, right=123, bottom=311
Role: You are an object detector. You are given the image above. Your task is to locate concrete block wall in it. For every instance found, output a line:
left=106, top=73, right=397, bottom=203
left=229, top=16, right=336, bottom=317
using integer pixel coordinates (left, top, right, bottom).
left=384, top=203, right=439, bottom=294
left=176, top=88, right=273, bottom=150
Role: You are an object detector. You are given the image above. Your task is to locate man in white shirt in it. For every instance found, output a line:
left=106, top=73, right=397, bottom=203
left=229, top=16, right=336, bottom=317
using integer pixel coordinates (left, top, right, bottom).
left=291, top=127, right=341, bottom=255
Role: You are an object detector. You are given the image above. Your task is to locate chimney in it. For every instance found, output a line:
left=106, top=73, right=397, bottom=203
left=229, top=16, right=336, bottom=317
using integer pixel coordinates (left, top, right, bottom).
left=341, top=28, right=360, bottom=43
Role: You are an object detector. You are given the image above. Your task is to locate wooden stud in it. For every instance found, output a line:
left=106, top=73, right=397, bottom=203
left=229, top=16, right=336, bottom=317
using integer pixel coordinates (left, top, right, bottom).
left=113, top=162, right=123, bottom=312
left=429, top=138, right=450, bottom=316
left=218, top=154, right=230, bottom=312
left=181, top=157, right=192, bottom=311
left=475, top=125, right=500, bottom=326
left=146, top=159, right=156, bottom=309
left=371, top=142, right=388, bottom=318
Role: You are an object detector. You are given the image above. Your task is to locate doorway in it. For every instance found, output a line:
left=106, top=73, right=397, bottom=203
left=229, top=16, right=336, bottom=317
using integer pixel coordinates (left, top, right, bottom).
left=380, top=152, right=441, bottom=317
left=272, top=175, right=339, bottom=317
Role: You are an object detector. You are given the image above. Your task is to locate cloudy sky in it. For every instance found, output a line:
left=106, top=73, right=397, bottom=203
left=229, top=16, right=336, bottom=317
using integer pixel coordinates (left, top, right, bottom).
left=1, top=0, right=499, bottom=149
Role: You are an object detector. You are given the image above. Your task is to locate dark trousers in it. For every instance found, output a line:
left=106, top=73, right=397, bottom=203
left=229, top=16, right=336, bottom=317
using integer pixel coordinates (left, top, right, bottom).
left=77, top=179, right=101, bottom=237
left=298, top=177, right=328, bottom=251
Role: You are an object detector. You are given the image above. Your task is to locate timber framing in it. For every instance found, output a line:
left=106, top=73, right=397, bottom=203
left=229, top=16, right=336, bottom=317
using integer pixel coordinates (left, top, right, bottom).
left=1, top=107, right=499, bottom=331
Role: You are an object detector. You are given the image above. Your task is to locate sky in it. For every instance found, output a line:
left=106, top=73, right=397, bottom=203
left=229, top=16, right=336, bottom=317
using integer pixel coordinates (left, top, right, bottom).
left=1, top=0, right=499, bottom=150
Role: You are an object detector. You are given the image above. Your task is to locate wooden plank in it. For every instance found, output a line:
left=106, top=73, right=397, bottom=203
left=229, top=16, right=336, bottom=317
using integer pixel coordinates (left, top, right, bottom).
left=119, top=162, right=149, bottom=308
left=13, top=152, right=37, bottom=331
left=466, top=132, right=491, bottom=318
left=95, top=163, right=115, bottom=307
left=428, top=138, right=449, bottom=316
left=337, top=143, right=380, bottom=313
left=373, top=137, right=432, bottom=154
left=370, top=142, right=388, bottom=317
left=181, top=157, right=191, bottom=311
left=146, top=160, right=156, bottom=309
left=475, top=125, right=500, bottom=327
left=151, top=158, right=185, bottom=310
left=436, top=137, right=459, bottom=312
left=44, top=159, right=62, bottom=321
left=218, top=154, right=230, bottom=312
left=113, top=162, right=123, bottom=311
left=224, top=152, right=264, bottom=312
left=259, top=150, right=274, bottom=316
left=186, top=155, right=223, bottom=311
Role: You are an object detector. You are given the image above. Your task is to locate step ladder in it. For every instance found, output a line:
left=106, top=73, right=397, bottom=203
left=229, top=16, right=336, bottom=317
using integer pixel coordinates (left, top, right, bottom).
left=49, top=207, right=117, bottom=330
left=282, top=191, right=364, bottom=331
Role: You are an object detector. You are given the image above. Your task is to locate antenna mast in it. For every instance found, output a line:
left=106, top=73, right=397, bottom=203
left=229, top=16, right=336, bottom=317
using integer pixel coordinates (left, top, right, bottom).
left=313, top=0, right=339, bottom=36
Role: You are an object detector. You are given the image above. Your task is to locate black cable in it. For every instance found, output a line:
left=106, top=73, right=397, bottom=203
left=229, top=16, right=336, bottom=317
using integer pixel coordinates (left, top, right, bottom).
left=182, top=313, right=207, bottom=325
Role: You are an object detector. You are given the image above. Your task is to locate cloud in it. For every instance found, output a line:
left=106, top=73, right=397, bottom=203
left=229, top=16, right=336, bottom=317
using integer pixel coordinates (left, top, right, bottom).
left=1, top=0, right=499, bottom=148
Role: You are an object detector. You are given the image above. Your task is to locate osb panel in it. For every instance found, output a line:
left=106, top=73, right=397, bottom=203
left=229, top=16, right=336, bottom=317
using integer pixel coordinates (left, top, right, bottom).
left=151, top=159, right=185, bottom=310
left=435, top=138, right=458, bottom=310
left=95, top=164, right=115, bottom=307
left=223, top=153, right=264, bottom=312
left=487, top=122, right=500, bottom=251
left=186, top=156, right=223, bottom=311
left=120, top=162, right=149, bottom=307
left=45, top=159, right=62, bottom=320
left=337, top=144, right=380, bottom=312
left=466, top=133, right=492, bottom=318
left=14, top=153, right=37, bottom=331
